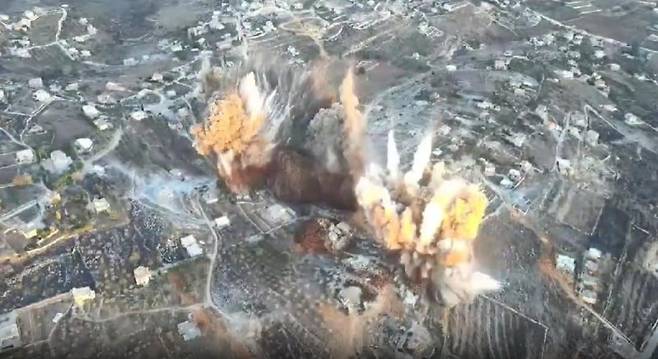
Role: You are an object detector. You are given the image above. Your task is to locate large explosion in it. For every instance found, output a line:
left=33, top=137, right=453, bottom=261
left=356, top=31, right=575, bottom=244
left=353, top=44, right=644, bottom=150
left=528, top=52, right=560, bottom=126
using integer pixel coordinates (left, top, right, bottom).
left=354, top=132, right=500, bottom=306
left=192, top=61, right=357, bottom=209
left=193, top=60, right=500, bottom=307
left=192, top=72, right=278, bottom=193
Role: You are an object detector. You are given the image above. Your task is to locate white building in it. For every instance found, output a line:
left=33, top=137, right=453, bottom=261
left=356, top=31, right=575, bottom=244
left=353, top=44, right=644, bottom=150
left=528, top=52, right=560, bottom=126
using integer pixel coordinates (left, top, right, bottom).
left=74, top=138, right=94, bottom=153
left=65, top=83, right=79, bottom=92
left=594, top=79, right=607, bottom=90
left=476, top=101, right=494, bottom=110
left=572, top=112, right=587, bottom=128
left=52, top=313, right=64, bottom=324
left=93, top=118, right=112, bottom=131
left=500, top=176, right=514, bottom=189
left=483, top=163, right=496, bottom=177
left=567, top=50, right=581, bottom=59
left=13, top=20, right=30, bottom=32
left=556, top=158, right=572, bottom=176
left=585, top=259, right=600, bottom=273
left=494, top=59, right=507, bottom=70
left=123, top=58, right=138, bottom=66
left=187, top=24, right=209, bottom=38
left=435, top=125, right=450, bottom=137
left=170, top=42, right=183, bottom=52
left=82, top=104, right=100, bottom=119
left=556, top=254, right=576, bottom=274
left=42, top=150, right=72, bottom=174
left=203, top=191, right=218, bottom=204
left=176, top=108, right=189, bottom=120
left=624, top=113, right=644, bottom=126
left=535, top=105, right=549, bottom=121
left=133, top=266, right=152, bottom=286
left=520, top=161, right=533, bottom=173
left=263, top=204, right=294, bottom=224
left=577, top=248, right=605, bottom=305
left=23, top=10, right=37, bottom=21
left=214, top=216, right=230, bottom=228
left=15, top=149, right=34, bottom=164
left=216, top=40, right=232, bottom=51
left=180, top=235, right=203, bottom=257
left=33, top=89, right=51, bottom=102
left=130, top=111, right=148, bottom=121
left=509, top=133, right=526, bottom=148
left=562, top=31, right=576, bottom=41
left=585, top=130, right=599, bottom=147
left=9, top=47, right=31, bottom=58
left=338, top=286, right=362, bottom=314
left=177, top=319, right=201, bottom=341
left=105, top=82, right=127, bottom=92
left=97, top=93, right=116, bottom=104
left=0, top=311, right=21, bottom=352
left=28, top=77, right=43, bottom=89
left=92, top=198, right=110, bottom=213
left=556, top=70, right=574, bottom=80
left=210, top=11, right=225, bottom=30
left=602, top=104, right=617, bottom=112
left=443, top=2, right=468, bottom=12
left=46, top=192, right=61, bottom=206
left=580, top=289, right=598, bottom=305
left=586, top=248, right=603, bottom=261
left=71, top=287, right=95, bottom=306
left=169, top=169, right=184, bottom=180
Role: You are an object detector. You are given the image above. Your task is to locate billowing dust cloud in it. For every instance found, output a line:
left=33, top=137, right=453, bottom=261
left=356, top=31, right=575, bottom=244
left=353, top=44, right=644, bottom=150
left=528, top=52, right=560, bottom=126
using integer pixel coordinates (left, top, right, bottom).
left=193, top=61, right=500, bottom=307
left=339, top=70, right=366, bottom=177
left=192, top=61, right=357, bottom=209
left=192, top=72, right=277, bottom=193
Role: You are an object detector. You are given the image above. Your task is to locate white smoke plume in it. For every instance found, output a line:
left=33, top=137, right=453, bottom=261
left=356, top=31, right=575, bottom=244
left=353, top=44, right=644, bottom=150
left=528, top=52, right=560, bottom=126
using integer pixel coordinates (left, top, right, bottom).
left=386, top=130, right=400, bottom=182
left=403, top=132, right=433, bottom=192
